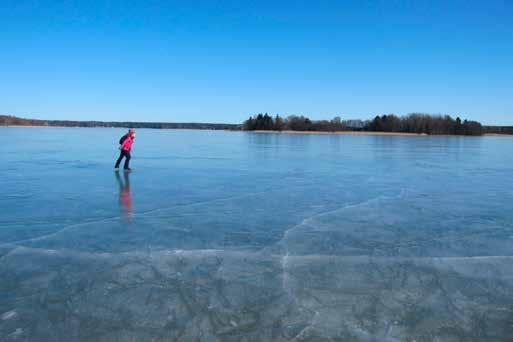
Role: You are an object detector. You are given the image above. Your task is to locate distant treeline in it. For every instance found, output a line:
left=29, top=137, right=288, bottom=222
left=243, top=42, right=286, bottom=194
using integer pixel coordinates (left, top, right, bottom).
left=366, top=114, right=483, bottom=135
left=0, top=115, right=240, bottom=130
left=243, top=113, right=494, bottom=136
left=3, top=114, right=512, bottom=136
left=243, top=114, right=347, bottom=132
left=483, top=126, right=513, bottom=135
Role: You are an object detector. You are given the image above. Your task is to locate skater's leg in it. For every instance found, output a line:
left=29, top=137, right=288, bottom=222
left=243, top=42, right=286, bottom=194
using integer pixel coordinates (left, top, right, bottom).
left=123, top=151, right=131, bottom=169
left=115, top=151, right=124, bottom=168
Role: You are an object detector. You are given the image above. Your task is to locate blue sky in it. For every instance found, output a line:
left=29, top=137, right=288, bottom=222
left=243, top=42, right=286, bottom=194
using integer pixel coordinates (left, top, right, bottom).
left=1, top=1, right=512, bottom=124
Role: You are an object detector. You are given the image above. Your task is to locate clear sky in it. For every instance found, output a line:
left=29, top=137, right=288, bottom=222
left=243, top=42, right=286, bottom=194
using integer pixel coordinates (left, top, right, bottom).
left=1, top=1, right=512, bottom=125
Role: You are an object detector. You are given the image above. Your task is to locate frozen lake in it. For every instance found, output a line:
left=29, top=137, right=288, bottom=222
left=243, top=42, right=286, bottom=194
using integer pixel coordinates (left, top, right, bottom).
left=2, top=127, right=513, bottom=341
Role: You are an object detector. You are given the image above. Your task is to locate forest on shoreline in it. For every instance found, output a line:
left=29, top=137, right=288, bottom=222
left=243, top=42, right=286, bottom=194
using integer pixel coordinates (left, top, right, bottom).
left=0, top=115, right=238, bottom=130
left=243, top=113, right=491, bottom=136
left=2, top=114, right=512, bottom=135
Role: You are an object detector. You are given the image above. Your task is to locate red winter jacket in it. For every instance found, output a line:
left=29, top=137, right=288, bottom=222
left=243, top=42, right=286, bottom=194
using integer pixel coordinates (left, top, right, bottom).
left=121, top=135, right=134, bottom=152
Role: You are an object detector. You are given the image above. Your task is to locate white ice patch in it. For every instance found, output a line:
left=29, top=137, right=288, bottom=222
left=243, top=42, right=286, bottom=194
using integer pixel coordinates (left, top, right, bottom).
left=1, top=310, right=17, bottom=320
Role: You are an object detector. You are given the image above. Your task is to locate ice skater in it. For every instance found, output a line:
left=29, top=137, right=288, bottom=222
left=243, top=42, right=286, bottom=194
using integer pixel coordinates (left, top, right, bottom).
left=115, top=128, right=135, bottom=171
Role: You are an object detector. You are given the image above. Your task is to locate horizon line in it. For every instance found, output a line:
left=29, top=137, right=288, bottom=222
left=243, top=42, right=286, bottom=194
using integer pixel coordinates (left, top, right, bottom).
left=1, top=113, right=512, bottom=127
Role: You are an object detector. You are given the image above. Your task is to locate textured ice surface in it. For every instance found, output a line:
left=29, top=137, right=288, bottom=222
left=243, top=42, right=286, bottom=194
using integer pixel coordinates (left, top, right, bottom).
left=2, top=128, right=513, bottom=341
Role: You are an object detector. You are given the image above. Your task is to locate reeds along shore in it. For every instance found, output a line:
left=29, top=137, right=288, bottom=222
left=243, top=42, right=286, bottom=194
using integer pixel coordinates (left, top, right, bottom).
left=252, top=130, right=427, bottom=136
left=252, top=130, right=511, bottom=137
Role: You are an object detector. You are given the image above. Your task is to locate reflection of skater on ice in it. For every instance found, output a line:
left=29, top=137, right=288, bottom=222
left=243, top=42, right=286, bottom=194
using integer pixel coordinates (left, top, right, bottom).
left=115, top=170, right=133, bottom=220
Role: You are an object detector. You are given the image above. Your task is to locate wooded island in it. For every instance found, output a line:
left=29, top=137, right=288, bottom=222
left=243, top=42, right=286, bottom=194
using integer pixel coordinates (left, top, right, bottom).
left=243, top=113, right=506, bottom=136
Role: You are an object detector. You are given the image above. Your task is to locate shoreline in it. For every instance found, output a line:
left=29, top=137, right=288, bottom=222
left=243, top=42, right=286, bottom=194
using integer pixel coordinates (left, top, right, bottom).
left=252, top=130, right=425, bottom=136
left=1, top=125, right=512, bottom=137
left=0, top=125, right=238, bottom=131
left=252, top=130, right=512, bottom=137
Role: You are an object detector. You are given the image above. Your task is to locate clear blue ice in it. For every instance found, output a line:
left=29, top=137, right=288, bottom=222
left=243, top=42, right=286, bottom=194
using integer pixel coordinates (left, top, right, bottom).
left=2, top=127, right=513, bottom=341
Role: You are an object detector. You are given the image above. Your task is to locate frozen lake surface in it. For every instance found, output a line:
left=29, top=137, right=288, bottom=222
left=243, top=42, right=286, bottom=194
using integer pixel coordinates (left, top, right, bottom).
left=2, top=127, right=513, bottom=341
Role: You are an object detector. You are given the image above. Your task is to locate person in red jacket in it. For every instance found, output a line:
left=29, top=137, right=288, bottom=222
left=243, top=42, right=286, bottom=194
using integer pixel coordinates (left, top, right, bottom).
left=115, top=129, right=135, bottom=170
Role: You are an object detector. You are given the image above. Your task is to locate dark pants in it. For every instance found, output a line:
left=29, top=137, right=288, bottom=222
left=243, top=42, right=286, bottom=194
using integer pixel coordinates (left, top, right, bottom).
left=115, top=150, right=131, bottom=169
